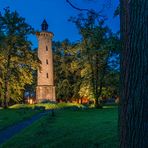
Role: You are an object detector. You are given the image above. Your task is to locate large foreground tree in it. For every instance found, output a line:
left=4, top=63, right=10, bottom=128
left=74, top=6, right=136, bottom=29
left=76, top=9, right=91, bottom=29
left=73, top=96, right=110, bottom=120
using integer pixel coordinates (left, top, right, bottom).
left=120, top=0, right=148, bottom=147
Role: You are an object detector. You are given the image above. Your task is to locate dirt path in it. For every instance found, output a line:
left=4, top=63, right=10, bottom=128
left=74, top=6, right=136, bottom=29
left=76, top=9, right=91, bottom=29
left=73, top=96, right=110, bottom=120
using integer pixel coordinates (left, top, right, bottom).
left=0, top=110, right=51, bottom=145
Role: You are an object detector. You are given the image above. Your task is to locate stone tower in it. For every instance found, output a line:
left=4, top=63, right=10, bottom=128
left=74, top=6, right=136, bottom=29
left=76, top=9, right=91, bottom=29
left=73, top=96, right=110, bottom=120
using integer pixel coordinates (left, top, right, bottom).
left=36, top=20, right=56, bottom=102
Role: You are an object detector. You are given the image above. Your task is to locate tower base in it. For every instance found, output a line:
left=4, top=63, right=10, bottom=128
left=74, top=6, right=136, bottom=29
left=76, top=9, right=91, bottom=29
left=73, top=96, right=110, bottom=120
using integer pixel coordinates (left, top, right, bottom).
left=36, top=85, right=56, bottom=103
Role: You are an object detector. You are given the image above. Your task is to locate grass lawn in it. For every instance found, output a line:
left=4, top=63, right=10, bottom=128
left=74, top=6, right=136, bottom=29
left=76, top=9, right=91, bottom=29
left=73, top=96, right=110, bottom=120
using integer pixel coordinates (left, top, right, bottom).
left=0, top=102, right=83, bottom=131
left=0, top=107, right=40, bottom=131
left=2, top=106, right=118, bottom=148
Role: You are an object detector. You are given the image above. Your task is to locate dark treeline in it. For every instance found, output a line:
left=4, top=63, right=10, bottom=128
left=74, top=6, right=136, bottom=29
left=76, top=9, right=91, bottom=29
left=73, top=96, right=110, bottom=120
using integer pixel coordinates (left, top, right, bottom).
left=53, top=11, right=120, bottom=107
left=0, top=8, right=120, bottom=108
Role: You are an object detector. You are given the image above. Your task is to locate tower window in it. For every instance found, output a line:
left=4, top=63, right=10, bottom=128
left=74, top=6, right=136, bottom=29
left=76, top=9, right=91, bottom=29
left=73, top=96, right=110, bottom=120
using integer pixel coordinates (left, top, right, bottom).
left=46, top=46, right=48, bottom=51
left=46, top=73, right=48, bottom=78
left=46, top=59, right=48, bottom=64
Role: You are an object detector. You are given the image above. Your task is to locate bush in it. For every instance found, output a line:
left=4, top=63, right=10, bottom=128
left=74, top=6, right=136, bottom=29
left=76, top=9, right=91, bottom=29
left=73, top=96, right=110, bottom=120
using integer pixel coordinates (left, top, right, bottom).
left=35, top=103, right=58, bottom=110
left=57, top=102, right=84, bottom=109
left=10, top=104, right=34, bottom=109
left=9, top=102, right=85, bottom=111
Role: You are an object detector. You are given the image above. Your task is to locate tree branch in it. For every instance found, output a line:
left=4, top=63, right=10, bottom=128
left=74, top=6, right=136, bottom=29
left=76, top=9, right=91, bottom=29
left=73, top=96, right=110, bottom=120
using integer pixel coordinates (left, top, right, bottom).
left=66, top=0, right=106, bottom=18
left=66, top=0, right=95, bottom=14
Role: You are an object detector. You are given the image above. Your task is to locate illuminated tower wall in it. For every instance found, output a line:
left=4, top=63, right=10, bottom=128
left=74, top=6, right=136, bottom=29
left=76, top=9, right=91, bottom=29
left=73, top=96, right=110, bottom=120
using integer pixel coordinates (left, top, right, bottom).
left=36, top=20, right=56, bottom=102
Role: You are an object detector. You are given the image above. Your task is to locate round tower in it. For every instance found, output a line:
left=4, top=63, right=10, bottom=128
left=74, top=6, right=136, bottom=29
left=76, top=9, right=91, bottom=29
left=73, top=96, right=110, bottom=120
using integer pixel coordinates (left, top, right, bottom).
left=36, top=20, right=56, bottom=102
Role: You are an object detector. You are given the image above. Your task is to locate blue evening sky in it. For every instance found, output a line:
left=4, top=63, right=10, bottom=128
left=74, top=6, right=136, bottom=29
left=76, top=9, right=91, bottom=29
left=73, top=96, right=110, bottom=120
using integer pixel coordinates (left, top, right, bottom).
left=0, top=0, right=119, bottom=48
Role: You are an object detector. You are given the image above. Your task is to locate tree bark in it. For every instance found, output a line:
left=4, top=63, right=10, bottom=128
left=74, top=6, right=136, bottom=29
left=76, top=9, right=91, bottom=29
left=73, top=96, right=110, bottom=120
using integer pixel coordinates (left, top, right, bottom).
left=120, top=0, right=148, bottom=147
left=4, top=79, right=9, bottom=108
left=95, top=52, right=100, bottom=107
left=3, top=54, right=11, bottom=108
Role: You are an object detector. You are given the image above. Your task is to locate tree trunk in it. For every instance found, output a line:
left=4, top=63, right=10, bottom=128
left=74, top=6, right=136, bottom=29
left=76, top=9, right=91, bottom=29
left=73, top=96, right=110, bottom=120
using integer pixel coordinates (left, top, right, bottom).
left=120, top=0, right=148, bottom=147
left=3, top=55, right=11, bottom=109
left=4, top=79, right=9, bottom=108
left=95, top=52, right=99, bottom=108
left=80, top=97, right=83, bottom=104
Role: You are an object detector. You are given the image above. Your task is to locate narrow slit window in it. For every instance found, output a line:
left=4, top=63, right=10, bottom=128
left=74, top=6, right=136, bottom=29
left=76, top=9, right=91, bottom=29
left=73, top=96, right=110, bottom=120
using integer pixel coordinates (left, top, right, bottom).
left=46, top=59, right=48, bottom=64
left=46, top=73, right=48, bottom=78
left=46, top=46, right=48, bottom=51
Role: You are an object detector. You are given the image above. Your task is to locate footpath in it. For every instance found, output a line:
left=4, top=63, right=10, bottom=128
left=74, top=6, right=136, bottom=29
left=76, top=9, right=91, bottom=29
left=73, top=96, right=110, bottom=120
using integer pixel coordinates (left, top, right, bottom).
left=0, top=110, right=51, bottom=145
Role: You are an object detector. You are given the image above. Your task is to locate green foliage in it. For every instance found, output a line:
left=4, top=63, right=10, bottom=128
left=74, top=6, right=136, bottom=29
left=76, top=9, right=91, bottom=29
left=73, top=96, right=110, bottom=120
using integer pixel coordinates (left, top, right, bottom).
left=53, top=40, right=77, bottom=101
left=9, top=104, right=34, bottom=109
left=68, top=12, right=120, bottom=106
left=35, top=103, right=57, bottom=110
left=53, top=13, right=120, bottom=105
left=79, top=81, right=93, bottom=99
left=10, top=102, right=84, bottom=110
left=57, top=102, right=84, bottom=109
left=0, top=8, right=39, bottom=107
left=35, top=102, right=84, bottom=110
left=57, top=79, right=71, bottom=101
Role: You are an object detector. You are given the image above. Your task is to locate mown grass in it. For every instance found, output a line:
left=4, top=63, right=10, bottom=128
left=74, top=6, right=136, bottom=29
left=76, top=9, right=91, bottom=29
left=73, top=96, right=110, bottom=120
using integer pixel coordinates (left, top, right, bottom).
left=2, top=107, right=118, bottom=148
left=0, top=103, right=83, bottom=131
left=0, top=108, right=41, bottom=131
